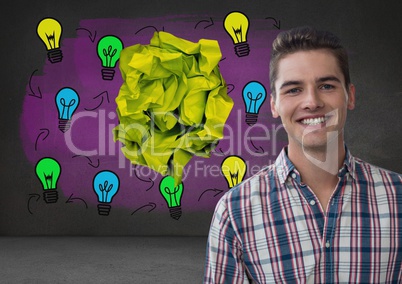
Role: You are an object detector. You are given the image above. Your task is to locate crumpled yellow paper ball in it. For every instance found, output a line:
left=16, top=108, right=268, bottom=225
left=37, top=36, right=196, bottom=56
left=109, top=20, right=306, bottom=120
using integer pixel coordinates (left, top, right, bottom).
left=113, top=31, right=234, bottom=185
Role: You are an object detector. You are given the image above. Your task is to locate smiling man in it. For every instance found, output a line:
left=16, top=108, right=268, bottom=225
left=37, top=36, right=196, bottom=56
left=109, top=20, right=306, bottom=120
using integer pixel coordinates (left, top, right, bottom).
left=204, top=26, right=402, bottom=283
left=271, top=47, right=356, bottom=212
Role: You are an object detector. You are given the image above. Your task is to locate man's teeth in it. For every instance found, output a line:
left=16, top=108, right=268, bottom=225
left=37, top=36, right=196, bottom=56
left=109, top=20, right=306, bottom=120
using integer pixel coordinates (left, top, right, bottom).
left=301, top=117, right=326, bottom=125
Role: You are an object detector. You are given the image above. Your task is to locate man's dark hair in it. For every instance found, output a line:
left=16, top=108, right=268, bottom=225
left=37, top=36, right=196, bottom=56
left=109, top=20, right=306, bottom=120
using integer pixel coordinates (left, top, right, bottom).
left=269, top=26, right=351, bottom=98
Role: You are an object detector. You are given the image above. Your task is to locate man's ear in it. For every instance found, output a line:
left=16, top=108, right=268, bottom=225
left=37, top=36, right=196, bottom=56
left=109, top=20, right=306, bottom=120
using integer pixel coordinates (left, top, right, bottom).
left=271, top=95, right=279, bottom=118
left=347, top=84, right=356, bottom=110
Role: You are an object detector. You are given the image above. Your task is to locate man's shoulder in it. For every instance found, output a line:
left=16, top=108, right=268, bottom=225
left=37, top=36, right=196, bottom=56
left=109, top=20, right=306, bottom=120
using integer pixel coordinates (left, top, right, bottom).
left=351, top=155, right=402, bottom=186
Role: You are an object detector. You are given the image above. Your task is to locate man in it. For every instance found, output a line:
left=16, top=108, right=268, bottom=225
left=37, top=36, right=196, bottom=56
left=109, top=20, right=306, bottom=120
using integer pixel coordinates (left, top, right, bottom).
left=204, top=26, right=402, bottom=283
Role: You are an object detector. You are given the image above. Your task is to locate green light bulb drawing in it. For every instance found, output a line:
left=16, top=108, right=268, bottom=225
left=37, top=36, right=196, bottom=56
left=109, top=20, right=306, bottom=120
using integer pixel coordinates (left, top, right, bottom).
left=97, top=35, right=123, bottom=80
left=35, top=157, right=61, bottom=203
left=159, top=176, right=184, bottom=220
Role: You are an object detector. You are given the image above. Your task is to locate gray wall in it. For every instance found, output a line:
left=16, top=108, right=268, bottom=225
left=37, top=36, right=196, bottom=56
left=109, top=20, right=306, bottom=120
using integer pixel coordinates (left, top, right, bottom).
left=1, top=0, right=401, bottom=236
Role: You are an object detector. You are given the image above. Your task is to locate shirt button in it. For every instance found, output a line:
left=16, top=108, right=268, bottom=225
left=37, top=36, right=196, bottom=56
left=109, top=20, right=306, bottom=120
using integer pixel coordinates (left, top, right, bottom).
left=309, top=200, right=316, bottom=206
left=291, top=173, right=297, bottom=179
left=326, top=241, right=331, bottom=248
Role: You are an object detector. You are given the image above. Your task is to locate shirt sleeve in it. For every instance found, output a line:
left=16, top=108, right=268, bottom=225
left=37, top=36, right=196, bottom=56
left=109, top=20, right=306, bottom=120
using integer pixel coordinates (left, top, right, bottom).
left=203, top=195, right=251, bottom=284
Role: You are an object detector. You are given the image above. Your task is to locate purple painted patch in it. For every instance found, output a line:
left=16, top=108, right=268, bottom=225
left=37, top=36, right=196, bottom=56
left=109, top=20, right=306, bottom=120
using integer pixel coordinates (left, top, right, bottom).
left=20, top=16, right=286, bottom=213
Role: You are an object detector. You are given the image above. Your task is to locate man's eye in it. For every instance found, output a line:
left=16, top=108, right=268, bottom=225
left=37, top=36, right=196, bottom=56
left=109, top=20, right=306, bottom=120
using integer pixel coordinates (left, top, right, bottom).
left=285, top=88, right=300, bottom=94
left=321, top=84, right=334, bottom=90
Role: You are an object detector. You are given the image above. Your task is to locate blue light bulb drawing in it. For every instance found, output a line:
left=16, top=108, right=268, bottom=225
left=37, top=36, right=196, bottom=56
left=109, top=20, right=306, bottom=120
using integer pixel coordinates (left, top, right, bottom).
left=242, top=81, right=267, bottom=126
left=93, top=170, right=120, bottom=216
left=55, top=87, right=80, bottom=132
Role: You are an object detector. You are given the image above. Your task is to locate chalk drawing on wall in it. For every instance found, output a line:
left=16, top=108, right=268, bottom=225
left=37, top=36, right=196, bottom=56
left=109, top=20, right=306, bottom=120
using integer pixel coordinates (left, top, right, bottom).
left=159, top=176, right=184, bottom=220
left=21, top=13, right=287, bottom=219
left=35, top=157, right=61, bottom=203
left=96, top=35, right=123, bottom=81
left=55, top=87, right=80, bottom=133
left=221, top=155, right=247, bottom=188
left=93, top=170, right=120, bottom=216
left=37, top=17, right=63, bottom=64
left=223, top=11, right=250, bottom=57
left=243, top=81, right=267, bottom=127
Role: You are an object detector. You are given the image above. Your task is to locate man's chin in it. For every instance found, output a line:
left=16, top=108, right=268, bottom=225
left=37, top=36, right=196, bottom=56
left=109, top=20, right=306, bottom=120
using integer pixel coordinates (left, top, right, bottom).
left=301, top=141, right=328, bottom=153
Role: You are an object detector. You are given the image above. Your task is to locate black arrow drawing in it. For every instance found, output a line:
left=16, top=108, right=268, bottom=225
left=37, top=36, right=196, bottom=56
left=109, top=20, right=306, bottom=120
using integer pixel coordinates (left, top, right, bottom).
left=133, top=165, right=155, bottom=191
left=65, top=193, right=88, bottom=209
left=194, top=17, right=214, bottom=29
left=248, top=137, right=265, bottom=154
left=198, top=188, right=224, bottom=202
left=265, top=17, right=281, bottom=29
left=213, top=147, right=225, bottom=156
left=72, top=155, right=100, bottom=168
left=227, top=84, right=235, bottom=94
left=27, top=194, right=41, bottom=215
left=35, top=128, right=50, bottom=151
left=84, top=91, right=110, bottom=111
left=75, top=27, right=97, bottom=42
left=131, top=202, right=157, bottom=215
left=27, top=69, right=42, bottom=99
left=135, top=25, right=164, bottom=35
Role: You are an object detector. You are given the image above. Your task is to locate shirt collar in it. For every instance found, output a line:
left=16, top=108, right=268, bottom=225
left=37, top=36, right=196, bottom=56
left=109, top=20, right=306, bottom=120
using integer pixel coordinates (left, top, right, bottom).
left=274, top=145, right=357, bottom=184
left=274, top=147, right=295, bottom=184
left=343, top=145, right=357, bottom=180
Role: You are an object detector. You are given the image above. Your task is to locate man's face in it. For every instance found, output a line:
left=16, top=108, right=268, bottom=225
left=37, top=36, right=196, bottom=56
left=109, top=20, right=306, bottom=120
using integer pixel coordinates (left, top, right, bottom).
left=270, top=49, right=355, bottom=152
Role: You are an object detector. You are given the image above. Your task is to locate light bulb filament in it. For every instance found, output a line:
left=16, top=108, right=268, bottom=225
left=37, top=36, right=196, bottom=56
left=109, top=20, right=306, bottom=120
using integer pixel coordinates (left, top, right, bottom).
left=59, top=98, right=76, bottom=119
left=232, top=26, right=244, bottom=43
left=102, top=45, right=118, bottom=67
left=99, top=181, right=113, bottom=202
left=230, top=172, right=239, bottom=187
left=45, top=32, right=57, bottom=49
left=164, top=186, right=179, bottom=207
left=43, top=173, right=54, bottom=189
left=246, top=92, right=263, bottom=113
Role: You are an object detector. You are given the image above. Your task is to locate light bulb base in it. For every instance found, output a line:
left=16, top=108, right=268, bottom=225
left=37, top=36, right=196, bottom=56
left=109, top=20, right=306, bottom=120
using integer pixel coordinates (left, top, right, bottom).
left=48, top=49, right=63, bottom=64
left=43, top=190, right=58, bottom=203
left=245, top=113, right=258, bottom=126
left=58, top=119, right=71, bottom=133
left=234, top=43, right=250, bottom=57
left=97, top=203, right=111, bottom=216
left=169, top=206, right=182, bottom=220
left=101, top=68, right=115, bottom=81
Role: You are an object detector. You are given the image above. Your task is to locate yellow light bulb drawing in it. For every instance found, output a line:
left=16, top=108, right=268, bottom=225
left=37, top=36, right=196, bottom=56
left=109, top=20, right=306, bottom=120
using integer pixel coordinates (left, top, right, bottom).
left=223, top=11, right=250, bottom=57
left=221, top=155, right=247, bottom=188
left=37, top=17, right=63, bottom=63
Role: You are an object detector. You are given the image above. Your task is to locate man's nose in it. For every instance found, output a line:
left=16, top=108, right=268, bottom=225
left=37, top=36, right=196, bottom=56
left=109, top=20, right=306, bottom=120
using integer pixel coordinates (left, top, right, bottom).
left=302, top=88, right=324, bottom=110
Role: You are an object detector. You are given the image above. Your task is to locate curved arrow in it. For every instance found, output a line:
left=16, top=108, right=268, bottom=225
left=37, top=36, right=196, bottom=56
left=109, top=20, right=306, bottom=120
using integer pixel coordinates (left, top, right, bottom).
left=227, top=84, right=235, bottom=94
left=198, top=188, right=224, bottom=202
left=265, top=17, right=281, bottom=29
left=131, top=202, right=157, bottom=215
left=65, top=193, right=88, bottom=209
left=194, top=17, right=214, bottom=29
left=35, top=128, right=50, bottom=151
left=27, top=69, right=42, bottom=99
left=76, top=27, right=97, bottom=42
left=213, top=147, right=225, bottom=156
left=248, top=137, right=265, bottom=154
left=84, top=91, right=110, bottom=111
left=27, top=194, right=41, bottom=214
left=72, top=155, right=100, bottom=168
left=133, top=165, right=155, bottom=191
left=135, top=25, right=164, bottom=35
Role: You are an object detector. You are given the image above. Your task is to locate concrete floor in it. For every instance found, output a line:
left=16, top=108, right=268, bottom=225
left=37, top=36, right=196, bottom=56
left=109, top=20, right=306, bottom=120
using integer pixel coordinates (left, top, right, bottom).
left=0, top=236, right=208, bottom=283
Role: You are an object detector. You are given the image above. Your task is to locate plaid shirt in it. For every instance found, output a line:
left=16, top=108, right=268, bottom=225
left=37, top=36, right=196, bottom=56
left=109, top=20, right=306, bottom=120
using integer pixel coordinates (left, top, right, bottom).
left=204, top=147, right=402, bottom=283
